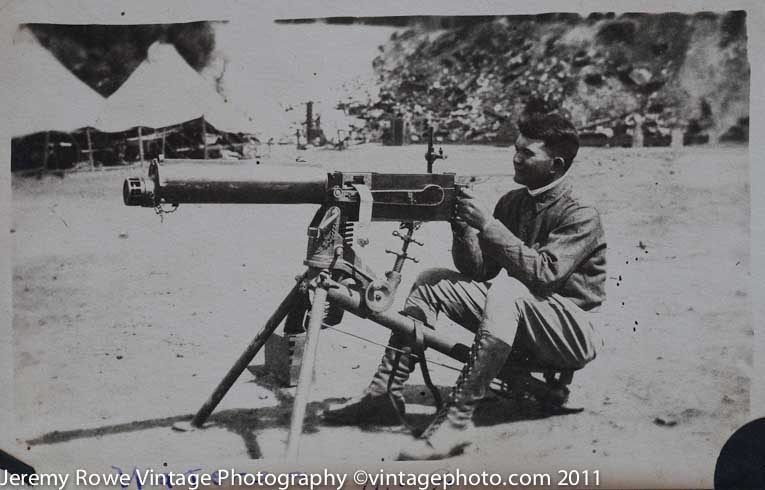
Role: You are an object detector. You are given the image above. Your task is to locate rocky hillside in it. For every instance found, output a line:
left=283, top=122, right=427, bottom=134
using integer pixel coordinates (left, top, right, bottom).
left=343, top=12, right=748, bottom=144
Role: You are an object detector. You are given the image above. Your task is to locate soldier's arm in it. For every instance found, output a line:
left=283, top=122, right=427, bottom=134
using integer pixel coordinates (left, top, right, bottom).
left=450, top=199, right=503, bottom=282
left=478, top=205, right=604, bottom=294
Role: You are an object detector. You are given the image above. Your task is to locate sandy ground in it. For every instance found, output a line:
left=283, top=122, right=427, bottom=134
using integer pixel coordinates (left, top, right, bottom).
left=10, top=143, right=752, bottom=487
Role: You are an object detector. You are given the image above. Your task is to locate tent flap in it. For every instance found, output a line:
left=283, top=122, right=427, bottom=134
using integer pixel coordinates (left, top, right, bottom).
left=94, top=42, right=256, bottom=134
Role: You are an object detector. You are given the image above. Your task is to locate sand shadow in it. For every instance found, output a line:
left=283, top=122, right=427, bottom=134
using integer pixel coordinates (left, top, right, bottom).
left=25, top=366, right=578, bottom=458
left=25, top=391, right=330, bottom=460
left=24, top=403, right=330, bottom=460
left=24, top=366, right=347, bottom=459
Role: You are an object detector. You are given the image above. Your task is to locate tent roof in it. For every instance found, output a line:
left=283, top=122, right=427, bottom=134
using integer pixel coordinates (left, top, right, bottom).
left=7, top=28, right=105, bottom=137
left=95, top=42, right=256, bottom=133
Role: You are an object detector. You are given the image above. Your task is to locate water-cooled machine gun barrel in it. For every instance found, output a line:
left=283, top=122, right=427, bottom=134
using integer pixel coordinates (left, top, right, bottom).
left=123, top=160, right=465, bottom=222
left=123, top=161, right=327, bottom=207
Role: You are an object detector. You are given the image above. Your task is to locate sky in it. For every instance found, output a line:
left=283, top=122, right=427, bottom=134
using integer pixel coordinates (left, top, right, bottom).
left=199, top=20, right=399, bottom=138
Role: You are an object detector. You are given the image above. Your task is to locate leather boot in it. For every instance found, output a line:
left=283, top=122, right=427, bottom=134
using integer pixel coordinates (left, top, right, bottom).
left=397, top=328, right=512, bottom=460
left=323, top=334, right=415, bottom=426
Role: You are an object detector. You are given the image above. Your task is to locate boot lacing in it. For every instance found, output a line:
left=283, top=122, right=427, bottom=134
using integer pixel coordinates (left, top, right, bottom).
left=420, top=329, right=485, bottom=443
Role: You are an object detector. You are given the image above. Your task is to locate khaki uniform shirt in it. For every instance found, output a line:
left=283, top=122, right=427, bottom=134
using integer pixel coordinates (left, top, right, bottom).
left=452, top=181, right=607, bottom=311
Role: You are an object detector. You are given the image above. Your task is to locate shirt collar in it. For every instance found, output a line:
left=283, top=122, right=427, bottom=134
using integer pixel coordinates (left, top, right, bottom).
left=526, top=175, right=572, bottom=212
left=526, top=174, right=567, bottom=196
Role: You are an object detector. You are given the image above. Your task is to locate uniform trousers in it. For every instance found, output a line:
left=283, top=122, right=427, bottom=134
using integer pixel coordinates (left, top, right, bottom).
left=398, top=268, right=599, bottom=370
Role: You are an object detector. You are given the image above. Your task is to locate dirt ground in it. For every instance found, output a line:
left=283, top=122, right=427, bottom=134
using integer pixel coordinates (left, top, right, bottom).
left=10, top=143, right=752, bottom=487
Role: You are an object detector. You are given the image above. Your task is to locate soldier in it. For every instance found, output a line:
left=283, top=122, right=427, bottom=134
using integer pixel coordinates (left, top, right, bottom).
left=324, top=112, right=607, bottom=460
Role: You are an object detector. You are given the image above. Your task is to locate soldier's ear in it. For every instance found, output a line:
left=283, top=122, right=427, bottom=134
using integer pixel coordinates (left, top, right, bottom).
left=552, top=156, right=566, bottom=173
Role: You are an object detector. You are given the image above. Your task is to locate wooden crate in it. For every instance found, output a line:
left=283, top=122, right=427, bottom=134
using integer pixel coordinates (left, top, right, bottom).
left=264, top=332, right=306, bottom=387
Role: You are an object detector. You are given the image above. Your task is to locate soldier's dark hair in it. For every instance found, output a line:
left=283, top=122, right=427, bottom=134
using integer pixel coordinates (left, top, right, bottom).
left=518, top=112, right=580, bottom=169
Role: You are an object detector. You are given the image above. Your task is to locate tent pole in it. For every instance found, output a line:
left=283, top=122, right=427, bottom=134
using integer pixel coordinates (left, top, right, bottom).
left=86, top=128, right=94, bottom=170
left=42, top=131, right=50, bottom=172
left=202, top=116, right=208, bottom=159
left=138, top=127, right=144, bottom=166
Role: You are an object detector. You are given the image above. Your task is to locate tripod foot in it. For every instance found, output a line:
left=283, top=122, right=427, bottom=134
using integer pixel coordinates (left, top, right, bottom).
left=171, top=420, right=214, bottom=432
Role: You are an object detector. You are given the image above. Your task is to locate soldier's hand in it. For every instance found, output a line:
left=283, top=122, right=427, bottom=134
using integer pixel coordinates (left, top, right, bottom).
left=451, top=186, right=469, bottom=233
left=450, top=215, right=470, bottom=234
left=456, top=187, right=493, bottom=231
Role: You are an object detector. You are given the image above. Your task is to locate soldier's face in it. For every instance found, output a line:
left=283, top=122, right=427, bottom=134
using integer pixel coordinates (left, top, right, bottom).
left=512, top=135, right=560, bottom=189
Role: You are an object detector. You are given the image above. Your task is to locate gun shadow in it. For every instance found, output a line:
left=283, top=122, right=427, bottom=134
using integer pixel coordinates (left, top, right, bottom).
left=24, top=366, right=570, bottom=459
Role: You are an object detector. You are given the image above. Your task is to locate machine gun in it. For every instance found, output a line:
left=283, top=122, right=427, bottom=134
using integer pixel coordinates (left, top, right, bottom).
left=123, top=135, right=577, bottom=458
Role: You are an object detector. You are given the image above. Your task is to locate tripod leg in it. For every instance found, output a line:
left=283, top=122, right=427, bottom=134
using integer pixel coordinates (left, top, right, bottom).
left=285, top=283, right=328, bottom=459
left=188, top=280, right=303, bottom=429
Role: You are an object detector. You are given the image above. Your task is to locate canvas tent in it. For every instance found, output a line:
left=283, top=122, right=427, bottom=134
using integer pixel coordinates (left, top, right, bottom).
left=94, top=42, right=256, bottom=134
left=7, top=28, right=105, bottom=137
